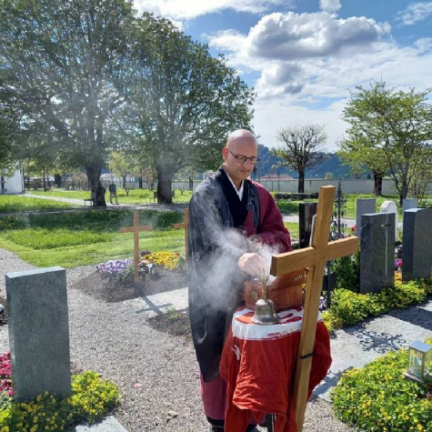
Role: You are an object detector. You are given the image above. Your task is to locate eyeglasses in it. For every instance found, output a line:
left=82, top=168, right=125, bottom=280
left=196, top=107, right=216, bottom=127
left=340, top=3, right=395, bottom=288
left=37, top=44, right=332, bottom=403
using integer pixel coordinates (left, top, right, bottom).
left=227, top=149, right=260, bottom=165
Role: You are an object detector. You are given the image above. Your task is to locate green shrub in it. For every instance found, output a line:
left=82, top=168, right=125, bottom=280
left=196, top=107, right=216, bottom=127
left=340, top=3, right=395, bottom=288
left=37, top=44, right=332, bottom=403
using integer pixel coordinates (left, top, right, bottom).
left=332, top=339, right=432, bottom=432
left=324, top=278, right=431, bottom=331
left=0, top=371, right=120, bottom=432
left=332, top=247, right=361, bottom=292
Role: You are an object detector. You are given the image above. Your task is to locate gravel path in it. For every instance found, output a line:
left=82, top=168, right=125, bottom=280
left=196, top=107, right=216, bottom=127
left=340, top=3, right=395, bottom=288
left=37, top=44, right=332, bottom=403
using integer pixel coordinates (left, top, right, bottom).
left=0, top=248, right=354, bottom=432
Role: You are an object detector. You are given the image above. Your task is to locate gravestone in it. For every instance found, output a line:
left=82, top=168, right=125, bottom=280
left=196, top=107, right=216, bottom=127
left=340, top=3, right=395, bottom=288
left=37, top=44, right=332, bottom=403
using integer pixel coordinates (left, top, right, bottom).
left=403, top=198, right=418, bottom=213
left=380, top=200, right=398, bottom=240
left=402, top=208, right=432, bottom=282
left=299, top=202, right=317, bottom=249
left=6, top=267, right=71, bottom=401
left=356, top=198, right=375, bottom=236
left=360, top=213, right=395, bottom=294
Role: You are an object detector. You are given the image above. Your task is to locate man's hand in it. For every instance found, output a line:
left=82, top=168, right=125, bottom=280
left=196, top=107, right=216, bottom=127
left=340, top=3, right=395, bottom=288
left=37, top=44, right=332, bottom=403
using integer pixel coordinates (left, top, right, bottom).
left=238, top=253, right=267, bottom=276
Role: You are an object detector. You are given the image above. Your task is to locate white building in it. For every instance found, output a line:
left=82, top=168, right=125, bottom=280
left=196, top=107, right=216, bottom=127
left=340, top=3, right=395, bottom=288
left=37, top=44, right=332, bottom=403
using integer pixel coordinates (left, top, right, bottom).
left=1, top=168, right=24, bottom=194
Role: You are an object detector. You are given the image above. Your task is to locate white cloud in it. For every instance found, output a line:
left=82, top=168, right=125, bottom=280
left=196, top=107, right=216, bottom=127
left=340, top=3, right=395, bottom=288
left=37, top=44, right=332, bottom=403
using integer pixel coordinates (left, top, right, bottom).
left=319, top=0, right=341, bottom=14
left=247, top=12, right=388, bottom=60
left=133, top=0, right=294, bottom=21
left=397, top=2, right=432, bottom=25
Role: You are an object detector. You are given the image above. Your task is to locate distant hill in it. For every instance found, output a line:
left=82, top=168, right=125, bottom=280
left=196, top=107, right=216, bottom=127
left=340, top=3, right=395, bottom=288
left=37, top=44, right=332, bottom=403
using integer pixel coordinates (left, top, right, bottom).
left=254, top=145, right=361, bottom=180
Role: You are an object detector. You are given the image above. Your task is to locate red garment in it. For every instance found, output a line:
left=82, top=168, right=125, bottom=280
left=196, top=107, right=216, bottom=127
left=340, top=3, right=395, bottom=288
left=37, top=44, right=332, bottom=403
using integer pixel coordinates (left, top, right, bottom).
left=220, top=307, right=332, bottom=432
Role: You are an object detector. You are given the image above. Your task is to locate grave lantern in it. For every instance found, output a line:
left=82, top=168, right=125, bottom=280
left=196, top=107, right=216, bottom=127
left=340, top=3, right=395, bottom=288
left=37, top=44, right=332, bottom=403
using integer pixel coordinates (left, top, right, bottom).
left=405, top=341, right=432, bottom=382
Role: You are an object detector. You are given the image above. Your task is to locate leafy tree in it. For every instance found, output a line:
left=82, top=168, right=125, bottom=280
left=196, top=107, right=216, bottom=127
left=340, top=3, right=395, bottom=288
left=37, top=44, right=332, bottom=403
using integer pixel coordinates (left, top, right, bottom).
left=342, top=82, right=432, bottom=204
left=338, top=139, right=388, bottom=196
left=0, top=0, right=135, bottom=206
left=271, top=124, right=327, bottom=193
left=117, top=14, right=254, bottom=203
left=108, top=150, right=136, bottom=195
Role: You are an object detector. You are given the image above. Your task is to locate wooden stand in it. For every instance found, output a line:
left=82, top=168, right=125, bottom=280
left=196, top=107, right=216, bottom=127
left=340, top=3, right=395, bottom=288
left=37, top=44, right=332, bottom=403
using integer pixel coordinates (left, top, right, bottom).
left=270, top=186, right=359, bottom=432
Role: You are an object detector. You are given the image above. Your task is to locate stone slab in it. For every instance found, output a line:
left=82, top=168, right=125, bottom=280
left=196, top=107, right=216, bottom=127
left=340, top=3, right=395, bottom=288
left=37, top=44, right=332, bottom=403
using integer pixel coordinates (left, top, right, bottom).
left=314, top=299, right=432, bottom=401
left=6, top=267, right=71, bottom=401
left=66, top=416, right=128, bottom=432
left=124, top=287, right=189, bottom=318
left=403, top=198, right=418, bottom=212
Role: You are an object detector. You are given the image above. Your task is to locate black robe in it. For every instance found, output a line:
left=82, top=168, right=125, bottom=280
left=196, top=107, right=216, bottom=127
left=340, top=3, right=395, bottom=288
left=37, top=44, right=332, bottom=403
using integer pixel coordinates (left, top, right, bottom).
left=188, top=168, right=261, bottom=382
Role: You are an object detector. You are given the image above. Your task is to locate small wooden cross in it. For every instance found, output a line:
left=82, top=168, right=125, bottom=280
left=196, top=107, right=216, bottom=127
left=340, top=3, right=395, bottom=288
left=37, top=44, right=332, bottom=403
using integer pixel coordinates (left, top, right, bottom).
left=270, top=186, right=359, bottom=432
left=173, top=208, right=189, bottom=263
left=119, top=210, right=152, bottom=283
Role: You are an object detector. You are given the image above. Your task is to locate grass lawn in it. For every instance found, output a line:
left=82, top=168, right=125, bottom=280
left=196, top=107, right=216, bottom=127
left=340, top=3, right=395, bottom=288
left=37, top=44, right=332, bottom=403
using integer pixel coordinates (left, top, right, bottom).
left=27, top=188, right=194, bottom=205
left=0, top=208, right=299, bottom=268
left=0, top=195, right=76, bottom=213
left=0, top=209, right=185, bottom=268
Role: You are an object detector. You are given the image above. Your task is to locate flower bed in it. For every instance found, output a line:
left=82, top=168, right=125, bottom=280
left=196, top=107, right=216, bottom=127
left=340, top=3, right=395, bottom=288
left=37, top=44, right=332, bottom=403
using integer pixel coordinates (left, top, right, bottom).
left=322, top=276, right=432, bottom=332
left=332, top=339, right=432, bottom=432
left=0, top=352, right=120, bottom=432
left=141, top=251, right=184, bottom=271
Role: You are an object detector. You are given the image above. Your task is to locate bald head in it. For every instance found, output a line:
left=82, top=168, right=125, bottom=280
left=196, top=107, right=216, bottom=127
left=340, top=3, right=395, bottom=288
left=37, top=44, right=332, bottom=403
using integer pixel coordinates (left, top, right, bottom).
left=222, top=129, right=258, bottom=188
left=226, top=129, right=257, bottom=149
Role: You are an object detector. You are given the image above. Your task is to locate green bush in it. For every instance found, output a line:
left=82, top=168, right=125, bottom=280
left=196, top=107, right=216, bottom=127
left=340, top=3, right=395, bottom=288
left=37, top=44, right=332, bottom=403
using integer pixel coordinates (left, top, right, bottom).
left=332, top=247, right=361, bottom=292
left=332, top=339, right=432, bottom=432
left=0, top=371, right=120, bottom=432
left=323, top=277, right=431, bottom=332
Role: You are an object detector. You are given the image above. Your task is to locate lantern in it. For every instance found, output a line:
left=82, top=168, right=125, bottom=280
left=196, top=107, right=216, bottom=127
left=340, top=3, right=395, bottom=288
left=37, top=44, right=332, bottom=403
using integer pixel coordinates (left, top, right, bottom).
left=405, top=341, right=432, bottom=382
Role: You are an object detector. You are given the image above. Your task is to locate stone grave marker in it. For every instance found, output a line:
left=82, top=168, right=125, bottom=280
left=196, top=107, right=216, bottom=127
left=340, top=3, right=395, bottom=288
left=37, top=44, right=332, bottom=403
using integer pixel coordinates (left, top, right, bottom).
left=380, top=200, right=398, bottom=240
left=360, top=213, right=395, bottom=294
left=356, top=198, right=375, bottom=236
left=6, top=267, right=71, bottom=401
left=402, top=208, right=432, bottom=281
left=299, top=202, right=317, bottom=249
left=403, top=198, right=418, bottom=213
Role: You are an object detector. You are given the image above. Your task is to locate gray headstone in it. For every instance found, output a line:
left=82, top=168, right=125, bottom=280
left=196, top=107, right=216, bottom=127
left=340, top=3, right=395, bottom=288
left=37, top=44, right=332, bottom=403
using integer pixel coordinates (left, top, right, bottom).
left=6, top=267, right=71, bottom=402
left=299, top=202, right=317, bottom=249
left=380, top=200, right=398, bottom=240
left=356, top=199, right=376, bottom=236
left=402, top=208, right=432, bottom=282
left=360, top=213, right=395, bottom=294
left=403, top=198, right=418, bottom=213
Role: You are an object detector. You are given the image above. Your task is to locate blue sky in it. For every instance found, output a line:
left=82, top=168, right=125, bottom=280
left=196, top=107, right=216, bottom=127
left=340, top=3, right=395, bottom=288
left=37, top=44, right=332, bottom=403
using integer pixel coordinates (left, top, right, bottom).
left=132, top=0, right=432, bottom=151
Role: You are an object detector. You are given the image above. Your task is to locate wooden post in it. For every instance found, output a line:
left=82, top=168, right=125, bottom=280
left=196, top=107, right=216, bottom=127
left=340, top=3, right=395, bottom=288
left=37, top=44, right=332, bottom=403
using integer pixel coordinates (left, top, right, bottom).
left=119, top=210, right=152, bottom=283
left=173, top=208, right=189, bottom=262
left=270, top=186, right=359, bottom=432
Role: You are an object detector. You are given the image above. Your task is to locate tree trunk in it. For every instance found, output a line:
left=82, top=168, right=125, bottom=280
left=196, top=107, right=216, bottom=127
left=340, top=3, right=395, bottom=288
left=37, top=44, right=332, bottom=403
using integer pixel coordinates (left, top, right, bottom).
left=139, top=174, right=143, bottom=189
left=156, top=166, right=173, bottom=204
left=298, top=169, right=305, bottom=193
left=373, top=172, right=383, bottom=196
left=86, top=165, right=106, bottom=207
left=122, top=175, right=127, bottom=189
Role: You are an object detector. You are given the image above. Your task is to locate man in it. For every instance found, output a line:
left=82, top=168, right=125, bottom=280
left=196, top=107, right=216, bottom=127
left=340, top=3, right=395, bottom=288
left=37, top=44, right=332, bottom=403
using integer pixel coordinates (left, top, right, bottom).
left=188, top=130, right=291, bottom=432
left=108, top=181, right=119, bottom=205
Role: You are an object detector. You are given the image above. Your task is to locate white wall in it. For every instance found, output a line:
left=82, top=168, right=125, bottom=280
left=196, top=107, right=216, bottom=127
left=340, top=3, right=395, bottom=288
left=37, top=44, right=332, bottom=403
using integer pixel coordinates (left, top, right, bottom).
left=2, top=169, right=24, bottom=194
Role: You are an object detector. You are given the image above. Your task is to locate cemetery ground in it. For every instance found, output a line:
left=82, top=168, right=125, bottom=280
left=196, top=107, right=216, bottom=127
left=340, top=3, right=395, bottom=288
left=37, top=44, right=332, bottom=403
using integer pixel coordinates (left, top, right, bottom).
left=1, top=194, right=432, bottom=431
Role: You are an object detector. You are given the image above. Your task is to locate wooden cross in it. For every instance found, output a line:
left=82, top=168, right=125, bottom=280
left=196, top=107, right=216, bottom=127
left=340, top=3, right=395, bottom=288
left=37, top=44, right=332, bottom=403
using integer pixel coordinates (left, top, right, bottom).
left=119, top=210, right=152, bottom=283
left=173, top=208, right=189, bottom=263
left=270, top=186, right=359, bottom=432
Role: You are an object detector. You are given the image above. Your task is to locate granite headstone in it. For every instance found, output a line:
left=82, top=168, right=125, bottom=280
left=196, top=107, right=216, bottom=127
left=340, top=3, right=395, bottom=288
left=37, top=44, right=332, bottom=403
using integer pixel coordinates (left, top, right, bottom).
left=6, top=267, right=71, bottom=402
left=299, top=202, right=318, bottom=249
left=403, top=198, right=418, bottom=213
left=402, top=208, right=432, bottom=281
left=360, top=213, right=395, bottom=294
left=356, top=198, right=376, bottom=236
left=380, top=200, right=398, bottom=240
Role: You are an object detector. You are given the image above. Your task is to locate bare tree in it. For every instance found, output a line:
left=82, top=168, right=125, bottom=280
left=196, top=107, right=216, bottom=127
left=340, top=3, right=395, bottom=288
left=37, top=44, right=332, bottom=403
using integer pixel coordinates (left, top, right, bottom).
left=271, top=125, right=327, bottom=193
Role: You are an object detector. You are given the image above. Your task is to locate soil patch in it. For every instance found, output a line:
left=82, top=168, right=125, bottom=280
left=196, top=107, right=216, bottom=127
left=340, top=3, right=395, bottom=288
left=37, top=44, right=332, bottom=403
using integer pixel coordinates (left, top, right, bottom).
left=71, top=267, right=187, bottom=303
left=147, top=308, right=191, bottom=340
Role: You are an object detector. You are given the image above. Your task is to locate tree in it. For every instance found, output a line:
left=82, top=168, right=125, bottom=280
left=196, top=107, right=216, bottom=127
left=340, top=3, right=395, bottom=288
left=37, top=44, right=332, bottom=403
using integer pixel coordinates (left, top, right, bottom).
left=117, top=14, right=254, bottom=203
left=338, top=138, right=388, bottom=196
left=0, top=0, right=135, bottom=206
left=271, top=125, right=327, bottom=193
left=342, top=82, right=432, bottom=204
left=108, top=151, right=136, bottom=195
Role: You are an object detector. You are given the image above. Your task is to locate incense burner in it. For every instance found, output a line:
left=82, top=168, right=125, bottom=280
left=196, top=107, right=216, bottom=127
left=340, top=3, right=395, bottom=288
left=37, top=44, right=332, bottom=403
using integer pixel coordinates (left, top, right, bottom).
left=244, top=268, right=307, bottom=313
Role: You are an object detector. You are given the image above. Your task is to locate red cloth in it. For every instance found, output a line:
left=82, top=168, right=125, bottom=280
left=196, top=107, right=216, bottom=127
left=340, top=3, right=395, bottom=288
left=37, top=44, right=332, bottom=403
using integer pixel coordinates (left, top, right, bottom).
left=220, top=307, right=332, bottom=432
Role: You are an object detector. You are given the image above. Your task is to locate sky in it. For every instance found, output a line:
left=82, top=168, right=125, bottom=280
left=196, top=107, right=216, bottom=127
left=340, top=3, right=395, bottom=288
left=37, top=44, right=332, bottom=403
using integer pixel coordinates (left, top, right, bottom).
left=131, top=0, right=432, bottom=151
